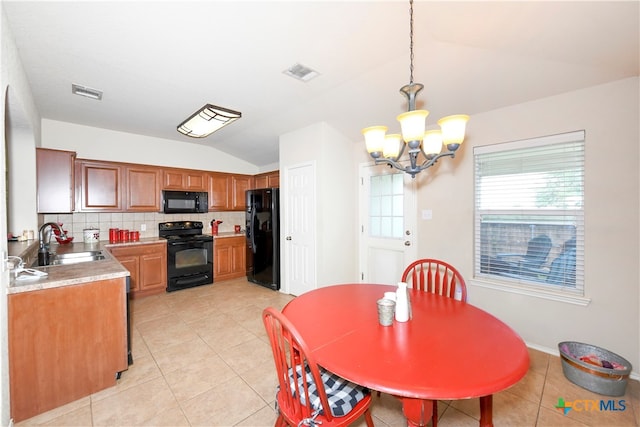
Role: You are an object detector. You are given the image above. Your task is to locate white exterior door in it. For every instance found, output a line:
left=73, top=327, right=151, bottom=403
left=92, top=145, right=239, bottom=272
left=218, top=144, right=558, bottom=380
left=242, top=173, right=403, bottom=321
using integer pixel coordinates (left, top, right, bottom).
left=359, top=163, right=417, bottom=284
left=282, top=161, right=316, bottom=296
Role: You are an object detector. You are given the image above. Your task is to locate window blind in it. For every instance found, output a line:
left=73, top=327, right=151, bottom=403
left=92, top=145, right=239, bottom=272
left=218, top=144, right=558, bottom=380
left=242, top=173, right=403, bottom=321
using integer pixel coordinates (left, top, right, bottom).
left=474, top=131, right=585, bottom=293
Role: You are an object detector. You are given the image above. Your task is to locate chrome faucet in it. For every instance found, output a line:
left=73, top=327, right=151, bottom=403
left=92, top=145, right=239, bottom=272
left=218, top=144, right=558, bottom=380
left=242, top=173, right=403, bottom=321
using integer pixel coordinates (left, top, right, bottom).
left=38, top=222, right=64, bottom=266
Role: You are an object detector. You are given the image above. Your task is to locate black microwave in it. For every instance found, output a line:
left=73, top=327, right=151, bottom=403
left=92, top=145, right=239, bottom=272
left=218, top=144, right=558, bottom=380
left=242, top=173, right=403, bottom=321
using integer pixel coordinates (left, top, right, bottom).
left=162, top=190, right=208, bottom=214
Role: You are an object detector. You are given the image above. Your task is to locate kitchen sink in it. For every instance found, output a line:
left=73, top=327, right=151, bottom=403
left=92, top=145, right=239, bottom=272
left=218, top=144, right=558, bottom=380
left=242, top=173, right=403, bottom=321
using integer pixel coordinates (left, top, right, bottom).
left=30, top=250, right=106, bottom=267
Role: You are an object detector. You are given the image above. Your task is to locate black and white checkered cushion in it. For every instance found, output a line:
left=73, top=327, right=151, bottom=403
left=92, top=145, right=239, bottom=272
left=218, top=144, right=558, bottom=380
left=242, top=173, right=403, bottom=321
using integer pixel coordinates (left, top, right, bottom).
left=285, top=364, right=369, bottom=417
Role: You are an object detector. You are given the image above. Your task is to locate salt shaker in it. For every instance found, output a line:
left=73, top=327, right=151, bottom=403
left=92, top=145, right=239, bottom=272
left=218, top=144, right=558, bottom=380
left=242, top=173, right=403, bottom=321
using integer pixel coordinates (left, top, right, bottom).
left=395, top=282, right=410, bottom=322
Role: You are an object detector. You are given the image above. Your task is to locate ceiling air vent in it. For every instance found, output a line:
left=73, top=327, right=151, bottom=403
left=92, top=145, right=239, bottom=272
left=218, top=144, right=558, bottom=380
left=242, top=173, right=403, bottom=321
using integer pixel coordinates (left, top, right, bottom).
left=72, top=84, right=103, bottom=100
left=283, top=63, right=320, bottom=82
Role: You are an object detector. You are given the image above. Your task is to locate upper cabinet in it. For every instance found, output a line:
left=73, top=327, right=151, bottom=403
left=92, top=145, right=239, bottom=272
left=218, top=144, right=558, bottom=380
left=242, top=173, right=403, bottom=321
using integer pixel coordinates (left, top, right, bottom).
left=163, top=169, right=207, bottom=191
left=208, top=173, right=252, bottom=211
left=253, top=171, right=279, bottom=189
left=231, top=175, right=252, bottom=211
left=36, top=148, right=76, bottom=213
left=208, top=172, right=231, bottom=211
left=75, top=160, right=123, bottom=211
left=125, top=165, right=162, bottom=211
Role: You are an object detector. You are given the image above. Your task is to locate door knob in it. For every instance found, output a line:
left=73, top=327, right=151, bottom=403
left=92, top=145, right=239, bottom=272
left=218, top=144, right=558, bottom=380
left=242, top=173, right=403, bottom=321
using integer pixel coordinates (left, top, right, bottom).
left=405, top=230, right=411, bottom=235
left=404, top=241, right=411, bottom=246
left=286, top=236, right=292, bottom=241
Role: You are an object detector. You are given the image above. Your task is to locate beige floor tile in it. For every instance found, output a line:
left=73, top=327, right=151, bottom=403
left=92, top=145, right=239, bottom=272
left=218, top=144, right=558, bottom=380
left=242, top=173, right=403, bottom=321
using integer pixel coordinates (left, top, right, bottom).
left=38, top=405, right=93, bottom=427
left=369, top=393, right=407, bottom=427
left=216, top=336, right=274, bottom=375
left=91, top=355, right=163, bottom=401
left=163, top=353, right=238, bottom=402
left=234, top=404, right=279, bottom=427
left=536, top=406, right=590, bottom=426
left=198, top=321, right=259, bottom=353
left=438, top=405, right=480, bottom=427
left=152, top=336, right=217, bottom=375
left=139, top=319, right=201, bottom=353
left=239, top=358, right=279, bottom=403
left=91, top=377, right=185, bottom=426
left=179, top=375, right=266, bottom=426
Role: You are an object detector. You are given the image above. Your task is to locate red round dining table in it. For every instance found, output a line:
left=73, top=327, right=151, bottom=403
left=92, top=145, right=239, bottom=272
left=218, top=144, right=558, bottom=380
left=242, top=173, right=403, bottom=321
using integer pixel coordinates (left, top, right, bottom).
left=282, top=284, right=530, bottom=427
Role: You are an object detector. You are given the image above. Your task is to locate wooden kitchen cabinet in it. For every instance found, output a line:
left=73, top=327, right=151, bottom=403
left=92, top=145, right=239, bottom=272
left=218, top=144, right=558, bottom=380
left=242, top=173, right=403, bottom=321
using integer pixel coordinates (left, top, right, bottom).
left=75, top=159, right=123, bottom=211
left=125, top=165, right=162, bottom=211
left=253, top=170, right=279, bottom=189
left=8, top=278, right=128, bottom=422
left=208, top=172, right=231, bottom=211
left=231, top=174, right=252, bottom=211
left=163, top=169, right=207, bottom=191
left=36, top=148, right=76, bottom=213
left=214, top=236, right=247, bottom=281
left=109, top=242, right=167, bottom=298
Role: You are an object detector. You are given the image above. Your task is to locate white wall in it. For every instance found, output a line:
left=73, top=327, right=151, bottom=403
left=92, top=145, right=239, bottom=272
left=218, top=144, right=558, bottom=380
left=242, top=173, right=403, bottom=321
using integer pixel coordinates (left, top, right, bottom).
left=408, top=77, right=639, bottom=376
left=1, top=6, right=42, bottom=425
left=42, top=119, right=259, bottom=175
left=280, top=122, right=358, bottom=287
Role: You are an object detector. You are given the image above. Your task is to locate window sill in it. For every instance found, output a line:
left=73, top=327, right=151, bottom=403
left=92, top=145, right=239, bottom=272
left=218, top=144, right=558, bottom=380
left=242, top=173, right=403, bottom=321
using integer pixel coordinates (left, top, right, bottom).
left=470, top=278, right=591, bottom=306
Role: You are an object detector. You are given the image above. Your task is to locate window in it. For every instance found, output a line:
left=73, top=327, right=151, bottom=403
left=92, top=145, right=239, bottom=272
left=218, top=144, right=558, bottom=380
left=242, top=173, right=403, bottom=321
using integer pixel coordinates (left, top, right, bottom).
left=369, top=173, right=404, bottom=238
left=474, top=131, right=585, bottom=298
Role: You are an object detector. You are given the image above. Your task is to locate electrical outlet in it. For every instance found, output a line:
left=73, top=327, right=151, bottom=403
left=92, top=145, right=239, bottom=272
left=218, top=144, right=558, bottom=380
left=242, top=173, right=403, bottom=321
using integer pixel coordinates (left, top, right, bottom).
left=140, top=224, right=146, bottom=232
left=422, top=209, right=433, bottom=220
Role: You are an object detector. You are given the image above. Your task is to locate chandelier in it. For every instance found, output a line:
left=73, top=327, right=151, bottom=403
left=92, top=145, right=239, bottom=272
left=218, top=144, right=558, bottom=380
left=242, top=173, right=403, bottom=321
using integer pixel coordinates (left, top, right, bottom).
left=362, top=0, right=469, bottom=178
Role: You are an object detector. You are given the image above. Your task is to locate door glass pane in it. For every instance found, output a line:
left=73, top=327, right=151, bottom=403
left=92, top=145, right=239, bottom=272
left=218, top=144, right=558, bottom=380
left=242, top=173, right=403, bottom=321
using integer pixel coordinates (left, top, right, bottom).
left=370, top=172, right=404, bottom=239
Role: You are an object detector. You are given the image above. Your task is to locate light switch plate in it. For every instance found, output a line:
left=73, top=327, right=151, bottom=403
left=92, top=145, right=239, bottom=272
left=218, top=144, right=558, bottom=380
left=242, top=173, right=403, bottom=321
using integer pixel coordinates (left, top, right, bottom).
left=422, top=209, right=433, bottom=220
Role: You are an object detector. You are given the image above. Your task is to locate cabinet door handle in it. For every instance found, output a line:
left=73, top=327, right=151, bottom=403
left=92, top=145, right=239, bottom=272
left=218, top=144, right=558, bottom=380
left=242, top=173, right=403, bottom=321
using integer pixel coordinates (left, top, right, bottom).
left=286, top=236, right=292, bottom=241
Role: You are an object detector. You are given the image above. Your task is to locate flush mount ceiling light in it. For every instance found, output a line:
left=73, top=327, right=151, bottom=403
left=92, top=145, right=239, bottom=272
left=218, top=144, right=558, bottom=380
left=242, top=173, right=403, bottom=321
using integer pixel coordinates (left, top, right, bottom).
left=362, top=0, right=469, bottom=178
left=283, top=63, right=320, bottom=82
left=71, top=84, right=103, bottom=100
left=177, top=104, right=242, bottom=138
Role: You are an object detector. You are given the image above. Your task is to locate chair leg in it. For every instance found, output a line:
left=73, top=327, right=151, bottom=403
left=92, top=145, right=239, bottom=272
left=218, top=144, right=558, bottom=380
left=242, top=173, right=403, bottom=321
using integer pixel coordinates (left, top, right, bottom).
left=364, top=408, right=375, bottom=427
left=274, top=414, right=286, bottom=427
left=432, top=401, right=438, bottom=427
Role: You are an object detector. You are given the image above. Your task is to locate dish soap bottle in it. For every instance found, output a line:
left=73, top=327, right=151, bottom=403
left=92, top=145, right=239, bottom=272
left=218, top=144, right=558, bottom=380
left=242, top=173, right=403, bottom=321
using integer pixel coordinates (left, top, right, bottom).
left=395, top=282, right=410, bottom=322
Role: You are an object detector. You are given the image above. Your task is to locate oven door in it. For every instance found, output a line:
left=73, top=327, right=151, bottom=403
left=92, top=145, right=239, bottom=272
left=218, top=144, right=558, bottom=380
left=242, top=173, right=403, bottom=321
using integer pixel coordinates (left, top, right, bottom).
left=166, top=239, right=213, bottom=291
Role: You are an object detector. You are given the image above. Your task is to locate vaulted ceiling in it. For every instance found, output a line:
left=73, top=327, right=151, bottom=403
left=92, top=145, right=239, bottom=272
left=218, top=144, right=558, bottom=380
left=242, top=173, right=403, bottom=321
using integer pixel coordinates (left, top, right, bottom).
left=3, top=1, right=638, bottom=167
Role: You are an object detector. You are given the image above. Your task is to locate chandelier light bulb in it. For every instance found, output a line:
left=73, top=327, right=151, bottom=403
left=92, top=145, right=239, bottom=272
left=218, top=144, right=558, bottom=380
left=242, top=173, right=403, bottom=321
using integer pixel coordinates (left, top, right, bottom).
left=362, top=126, right=388, bottom=154
left=422, top=130, right=443, bottom=155
left=438, top=114, right=470, bottom=146
left=383, top=134, right=403, bottom=159
left=397, top=109, right=429, bottom=143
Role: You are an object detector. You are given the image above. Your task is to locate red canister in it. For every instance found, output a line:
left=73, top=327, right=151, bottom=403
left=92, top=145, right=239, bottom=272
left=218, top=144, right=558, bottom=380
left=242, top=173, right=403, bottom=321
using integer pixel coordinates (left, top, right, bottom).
left=119, top=229, right=130, bottom=242
left=131, top=231, right=140, bottom=241
left=109, top=228, right=120, bottom=243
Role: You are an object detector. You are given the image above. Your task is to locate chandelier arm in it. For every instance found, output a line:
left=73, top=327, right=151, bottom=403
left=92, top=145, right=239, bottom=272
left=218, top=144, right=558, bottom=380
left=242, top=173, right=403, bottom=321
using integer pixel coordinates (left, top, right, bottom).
left=373, top=157, right=411, bottom=173
left=417, top=151, right=456, bottom=170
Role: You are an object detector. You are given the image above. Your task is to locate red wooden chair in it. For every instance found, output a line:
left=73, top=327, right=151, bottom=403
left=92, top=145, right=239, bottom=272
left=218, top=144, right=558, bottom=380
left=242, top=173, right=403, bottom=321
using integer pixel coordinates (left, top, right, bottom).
left=401, top=258, right=467, bottom=302
left=262, top=307, right=374, bottom=427
left=400, top=258, right=468, bottom=427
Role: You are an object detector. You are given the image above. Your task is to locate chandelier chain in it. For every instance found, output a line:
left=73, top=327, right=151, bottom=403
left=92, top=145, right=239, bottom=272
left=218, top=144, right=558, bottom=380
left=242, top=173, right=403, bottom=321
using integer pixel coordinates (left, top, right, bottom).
left=409, top=0, right=414, bottom=84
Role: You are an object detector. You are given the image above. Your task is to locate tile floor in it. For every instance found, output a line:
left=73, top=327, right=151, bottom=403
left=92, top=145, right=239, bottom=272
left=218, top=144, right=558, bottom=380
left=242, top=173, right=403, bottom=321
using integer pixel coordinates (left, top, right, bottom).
left=15, top=278, right=640, bottom=426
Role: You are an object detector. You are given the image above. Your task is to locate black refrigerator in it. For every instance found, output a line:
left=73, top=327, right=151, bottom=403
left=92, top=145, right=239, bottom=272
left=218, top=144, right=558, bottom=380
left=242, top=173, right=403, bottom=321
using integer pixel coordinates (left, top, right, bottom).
left=246, top=188, right=280, bottom=290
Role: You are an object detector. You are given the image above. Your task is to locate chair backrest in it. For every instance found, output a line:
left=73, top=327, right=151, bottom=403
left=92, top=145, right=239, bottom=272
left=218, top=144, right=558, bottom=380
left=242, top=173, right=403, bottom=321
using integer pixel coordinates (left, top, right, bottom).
left=401, top=258, right=467, bottom=301
left=262, top=307, right=336, bottom=424
left=522, top=234, right=552, bottom=268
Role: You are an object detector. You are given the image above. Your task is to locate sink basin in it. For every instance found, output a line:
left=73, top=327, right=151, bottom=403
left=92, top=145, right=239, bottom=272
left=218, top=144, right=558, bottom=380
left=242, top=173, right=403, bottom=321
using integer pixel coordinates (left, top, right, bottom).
left=50, top=254, right=106, bottom=265
left=30, top=250, right=106, bottom=267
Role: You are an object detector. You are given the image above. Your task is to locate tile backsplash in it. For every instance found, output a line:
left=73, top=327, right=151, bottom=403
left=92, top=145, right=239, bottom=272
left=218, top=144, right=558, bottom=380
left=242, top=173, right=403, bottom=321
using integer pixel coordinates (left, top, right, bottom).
left=41, top=211, right=246, bottom=240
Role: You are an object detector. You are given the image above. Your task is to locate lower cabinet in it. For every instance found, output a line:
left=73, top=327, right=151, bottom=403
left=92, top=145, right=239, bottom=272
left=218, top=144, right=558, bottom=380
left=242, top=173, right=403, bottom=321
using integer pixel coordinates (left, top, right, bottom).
left=109, top=242, right=167, bottom=298
left=8, top=278, right=128, bottom=422
left=214, top=236, right=247, bottom=281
